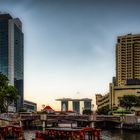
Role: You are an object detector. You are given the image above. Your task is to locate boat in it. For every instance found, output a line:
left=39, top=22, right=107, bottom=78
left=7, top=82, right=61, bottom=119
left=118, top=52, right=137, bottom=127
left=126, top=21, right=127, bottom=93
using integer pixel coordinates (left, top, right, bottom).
left=0, top=125, right=24, bottom=140
left=35, top=127, right=101, bottom=140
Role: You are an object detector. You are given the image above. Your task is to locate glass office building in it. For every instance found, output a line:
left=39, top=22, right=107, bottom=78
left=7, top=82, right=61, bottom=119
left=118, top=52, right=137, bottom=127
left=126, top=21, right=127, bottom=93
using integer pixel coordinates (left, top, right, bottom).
left=0, top=13, right=24, bottom=111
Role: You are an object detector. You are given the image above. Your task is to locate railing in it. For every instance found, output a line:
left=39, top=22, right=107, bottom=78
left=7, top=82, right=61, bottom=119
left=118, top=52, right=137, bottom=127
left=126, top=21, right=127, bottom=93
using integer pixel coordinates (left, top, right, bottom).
left=0, top=113, right=13, bottom=121
left=96, top=115, right=121, bottom=122
left=20, top=114, right=39, bottom=120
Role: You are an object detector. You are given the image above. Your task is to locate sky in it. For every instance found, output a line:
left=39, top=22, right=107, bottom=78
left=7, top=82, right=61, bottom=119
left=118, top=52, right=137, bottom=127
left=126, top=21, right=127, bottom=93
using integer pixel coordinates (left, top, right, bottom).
left=0, top=0, right=140, bottom=110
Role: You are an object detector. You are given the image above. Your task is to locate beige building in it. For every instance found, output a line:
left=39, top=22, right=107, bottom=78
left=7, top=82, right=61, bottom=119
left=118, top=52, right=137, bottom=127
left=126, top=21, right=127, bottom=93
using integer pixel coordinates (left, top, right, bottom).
left=96, top=34, right=140, bottom=110
left=116, top=34, right=140, bottom=86
left=96, top=93, right=110, bottom=109
left=110, top=84, right=140, bottom=109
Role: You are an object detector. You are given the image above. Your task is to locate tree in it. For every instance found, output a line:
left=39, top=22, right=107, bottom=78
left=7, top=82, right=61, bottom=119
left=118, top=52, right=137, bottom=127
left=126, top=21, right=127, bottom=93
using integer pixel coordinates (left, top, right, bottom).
left=83, top=109, right=93, bottom=115
left=119, top=95, right=137, bottom=111
left=0, top=72, right=18, bottom=113
left=4, top=85, right=18, bottom=113
left=96, top=106, right=111, bottom=115
left=135, top=96, right=140, bottom=107
left=0, top=73, right=8, bottom=87
left=18, top=108, right=27, bottom=112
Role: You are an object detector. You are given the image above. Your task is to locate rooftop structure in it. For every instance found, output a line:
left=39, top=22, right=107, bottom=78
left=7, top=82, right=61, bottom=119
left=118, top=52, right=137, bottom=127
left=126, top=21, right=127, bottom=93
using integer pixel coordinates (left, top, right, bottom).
left=56, top=98, right=92, bottom=101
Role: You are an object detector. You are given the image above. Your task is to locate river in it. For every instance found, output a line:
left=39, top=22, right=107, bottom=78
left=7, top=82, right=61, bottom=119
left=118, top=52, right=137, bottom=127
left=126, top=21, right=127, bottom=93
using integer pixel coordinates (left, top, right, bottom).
left=24, top=129, right=140, bottom=140
left=101, top=129, right=140, bottom=140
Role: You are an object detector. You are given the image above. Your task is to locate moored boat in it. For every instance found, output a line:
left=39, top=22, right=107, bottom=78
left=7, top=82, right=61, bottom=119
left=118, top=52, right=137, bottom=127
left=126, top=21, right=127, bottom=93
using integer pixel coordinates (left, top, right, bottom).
left=0, top=125, right=24, bottom=140
left=35, top=127, right=101, bottom=140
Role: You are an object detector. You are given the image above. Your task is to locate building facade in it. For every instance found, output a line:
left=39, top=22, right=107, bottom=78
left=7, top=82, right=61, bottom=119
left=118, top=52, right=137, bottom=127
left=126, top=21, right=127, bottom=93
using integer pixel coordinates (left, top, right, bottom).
left=96, top=34, right=140, bottom=110
left=0, top=13, right=24, bottom=111
left=111, top=85, right=140, bottom=108
left=56, top=98, right=92, bottom=114
left=73, top=101, right=80, bottom=113
left=116, top=34, right=140, bottom=86
left=112, top=34, right=140, bottom=108
left=23, top=100, right=37, bottom=112
left=96, top=93, right=110, bottom=109
left=61, top=100, right=69, bottom=112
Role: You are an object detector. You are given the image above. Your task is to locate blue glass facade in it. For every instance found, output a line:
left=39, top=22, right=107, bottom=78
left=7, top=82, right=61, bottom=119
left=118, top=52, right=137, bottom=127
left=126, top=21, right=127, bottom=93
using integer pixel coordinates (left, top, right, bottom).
left=84, top=101, right=91, bottom=110
left=14, top=24, right=24, bottom=109
left=0, top=16, right=10, bottom=76
left=0, top=14, right=24, bottom=111
left=73, top=101, right=80, bottom=113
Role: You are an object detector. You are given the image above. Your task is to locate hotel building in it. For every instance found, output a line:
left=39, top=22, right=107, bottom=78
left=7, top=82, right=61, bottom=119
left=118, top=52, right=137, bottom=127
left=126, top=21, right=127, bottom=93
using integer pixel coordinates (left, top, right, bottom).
left=116, top=34, right=140, bottom=86
left=96, top=34, right=140, bottom=110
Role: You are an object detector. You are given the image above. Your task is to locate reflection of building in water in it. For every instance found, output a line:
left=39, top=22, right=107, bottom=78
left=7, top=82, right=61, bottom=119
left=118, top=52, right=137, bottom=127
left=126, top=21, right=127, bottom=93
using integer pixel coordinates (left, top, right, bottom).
left=56, top=98, right=92, bottom=114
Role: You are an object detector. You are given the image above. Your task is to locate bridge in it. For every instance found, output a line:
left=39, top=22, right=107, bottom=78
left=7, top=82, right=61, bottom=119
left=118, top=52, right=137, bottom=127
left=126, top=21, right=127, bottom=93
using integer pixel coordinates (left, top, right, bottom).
left=20, top=113, right=39, bottom=121
left=19, top=113, right=89, bottom=121
left=94, top=115, right=122, bottom=129
left=18, top=113, right=139, bottom=129
left=19, top=113, right=91, bottom=129
left=19, top=113, right=138, bottom=123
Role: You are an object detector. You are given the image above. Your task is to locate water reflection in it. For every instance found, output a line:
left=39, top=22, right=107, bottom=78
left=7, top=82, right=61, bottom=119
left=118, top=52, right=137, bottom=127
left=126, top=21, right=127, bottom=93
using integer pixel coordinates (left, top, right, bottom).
left=102, top=129, right=140, bottom=140
left=24, top=129, right=140, bottom=140
left=24, top=130, right=35, bottom=140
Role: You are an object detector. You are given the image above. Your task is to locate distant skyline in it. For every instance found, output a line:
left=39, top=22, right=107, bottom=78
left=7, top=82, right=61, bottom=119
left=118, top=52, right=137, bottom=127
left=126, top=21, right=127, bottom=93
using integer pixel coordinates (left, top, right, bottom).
left=0, top=0, right=140, bottom=110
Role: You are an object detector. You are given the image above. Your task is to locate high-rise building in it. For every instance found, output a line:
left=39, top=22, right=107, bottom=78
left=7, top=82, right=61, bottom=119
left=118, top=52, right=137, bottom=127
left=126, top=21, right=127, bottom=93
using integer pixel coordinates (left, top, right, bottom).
left=96, top=33, right=140, bottom=110
left=73, top=101, right=80, bottom=113
left=116, top=34, right=140, bottom=86
left=0, top=13, right=24, bottom=111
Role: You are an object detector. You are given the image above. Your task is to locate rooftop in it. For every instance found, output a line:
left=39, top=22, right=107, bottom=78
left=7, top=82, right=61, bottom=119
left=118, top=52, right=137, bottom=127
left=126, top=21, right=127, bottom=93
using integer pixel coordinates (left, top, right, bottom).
left=56, top=98, right=92, bottom=101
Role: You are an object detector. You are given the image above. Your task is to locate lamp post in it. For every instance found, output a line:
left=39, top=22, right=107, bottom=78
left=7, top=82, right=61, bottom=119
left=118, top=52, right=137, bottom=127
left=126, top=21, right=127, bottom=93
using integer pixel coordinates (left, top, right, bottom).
left=90, top=104, right=96, bottom=128
left=40, top=114, right=47, bottom=131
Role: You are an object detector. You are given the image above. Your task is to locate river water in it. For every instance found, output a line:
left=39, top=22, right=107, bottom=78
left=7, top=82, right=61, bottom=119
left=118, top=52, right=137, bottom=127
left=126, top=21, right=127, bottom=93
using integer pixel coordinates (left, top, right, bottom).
left=24, top=130, right=36, bottom=140
left=24, top=129, right=140, bottom=140
left=101, top=129, right=140, bottom=140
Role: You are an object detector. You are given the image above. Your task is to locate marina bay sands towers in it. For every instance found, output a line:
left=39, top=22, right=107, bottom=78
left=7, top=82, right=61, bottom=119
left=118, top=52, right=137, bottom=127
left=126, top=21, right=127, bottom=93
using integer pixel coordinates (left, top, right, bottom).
left=0, top=13, right=24, bottom=111
left=56, top=98, right=92, bottom=113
